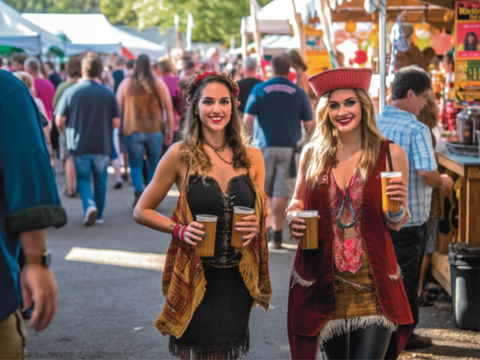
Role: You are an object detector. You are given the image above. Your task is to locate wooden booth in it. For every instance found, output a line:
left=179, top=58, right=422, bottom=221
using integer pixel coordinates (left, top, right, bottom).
left=433, top=153, right=480, bottom=294
left=422, top=0, right=480, bottom=294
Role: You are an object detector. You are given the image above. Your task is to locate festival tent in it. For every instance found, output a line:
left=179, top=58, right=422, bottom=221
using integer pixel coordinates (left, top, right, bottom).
left=243, top=0, right=449, bottom=36
left=23, top=13, right=167, bottom=59
left=0, top=0, right=66, bottom=55
left=243, top=0, right=308, bottom=36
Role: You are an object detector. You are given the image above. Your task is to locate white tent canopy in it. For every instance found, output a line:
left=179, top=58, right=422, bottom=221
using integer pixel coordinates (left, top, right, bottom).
left=23, top=13, right=167, bottom=58
left=232, top=35, right=297, bottom=56
left=242, top=0, right=318, bottom=35
left=0, top=0, right=66, bottom=55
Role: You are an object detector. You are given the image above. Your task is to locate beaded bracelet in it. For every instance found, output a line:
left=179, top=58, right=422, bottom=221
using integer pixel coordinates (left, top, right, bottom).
left=386, top=206, right=405, bottom=223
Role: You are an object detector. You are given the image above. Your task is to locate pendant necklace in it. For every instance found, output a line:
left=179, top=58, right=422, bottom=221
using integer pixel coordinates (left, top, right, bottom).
left=204, top=140, right=233, bottom=165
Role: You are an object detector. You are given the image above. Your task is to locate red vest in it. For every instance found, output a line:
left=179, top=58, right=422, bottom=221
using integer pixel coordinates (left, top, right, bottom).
left=288, top=140, right=413, bottom=359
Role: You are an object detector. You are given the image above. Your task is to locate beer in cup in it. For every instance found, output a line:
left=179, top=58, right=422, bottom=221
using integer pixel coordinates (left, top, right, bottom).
left=297, top=210, right=319, bottom=250
left=195, top=215, right=218, bottom=257
left=380, top=172, right=402, bottom=213
left=231, top=206, right=255, bottom=248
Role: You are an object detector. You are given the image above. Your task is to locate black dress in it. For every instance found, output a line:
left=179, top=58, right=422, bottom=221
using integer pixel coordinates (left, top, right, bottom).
left=169, top=173, right=256, bottom=360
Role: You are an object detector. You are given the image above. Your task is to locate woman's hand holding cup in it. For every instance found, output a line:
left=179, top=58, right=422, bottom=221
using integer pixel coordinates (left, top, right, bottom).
left=288, top=214, right=306, bottom=243
left=234, top=215, right=259, bottom=246
left=385, top=178, right=408, bottom=210
left=183, top=221, right=207, bottom=246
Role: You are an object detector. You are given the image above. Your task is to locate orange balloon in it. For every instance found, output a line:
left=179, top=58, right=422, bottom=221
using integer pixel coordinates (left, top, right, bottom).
left=346, top=19, right=357, bottom=34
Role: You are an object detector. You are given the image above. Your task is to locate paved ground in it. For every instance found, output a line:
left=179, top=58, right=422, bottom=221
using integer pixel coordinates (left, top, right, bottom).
left=24, top=170, right=480, bottom=360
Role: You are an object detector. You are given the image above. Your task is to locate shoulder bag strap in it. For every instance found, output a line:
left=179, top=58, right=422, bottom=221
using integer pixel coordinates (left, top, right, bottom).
left=386, top=140, right=394, bottom=172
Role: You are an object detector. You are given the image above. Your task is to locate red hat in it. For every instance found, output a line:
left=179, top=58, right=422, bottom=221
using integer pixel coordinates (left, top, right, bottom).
left=308, top=68, right=373, bottom=98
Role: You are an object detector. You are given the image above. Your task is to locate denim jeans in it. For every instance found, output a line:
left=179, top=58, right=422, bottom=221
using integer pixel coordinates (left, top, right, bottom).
left=124, top=132, right=163, bottom=193
left=389, top=223, right=427, bottom=331
left=74, top=154, right=110, bottom=219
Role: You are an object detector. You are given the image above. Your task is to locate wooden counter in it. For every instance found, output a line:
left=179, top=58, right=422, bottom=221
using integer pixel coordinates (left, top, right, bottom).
left=437, top=152, right=480, bottom=247
left=432, top=152, right=480, bottom=293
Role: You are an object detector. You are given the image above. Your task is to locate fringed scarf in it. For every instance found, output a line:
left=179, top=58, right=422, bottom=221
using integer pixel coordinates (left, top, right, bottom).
left=155, top=170, right=272, bottom=338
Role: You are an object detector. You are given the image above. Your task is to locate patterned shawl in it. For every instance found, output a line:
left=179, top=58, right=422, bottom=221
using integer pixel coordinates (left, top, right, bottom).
left=155, top=170, right=272, bottom=338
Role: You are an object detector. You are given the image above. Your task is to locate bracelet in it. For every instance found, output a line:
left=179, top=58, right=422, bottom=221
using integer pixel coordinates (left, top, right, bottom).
left=172, top=224, right=182, bottom=240
left=386, top=206, right=405, bottom=223
left=180, top=226, right=187, bottom=242
left=286, top=213, right=295, bottom=227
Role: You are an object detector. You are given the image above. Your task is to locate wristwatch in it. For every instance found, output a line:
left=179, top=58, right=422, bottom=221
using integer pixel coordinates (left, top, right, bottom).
left=24, top=251, right=51, bottom=267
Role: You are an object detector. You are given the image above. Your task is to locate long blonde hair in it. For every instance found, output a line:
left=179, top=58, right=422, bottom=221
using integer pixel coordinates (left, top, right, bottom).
left=179, top=72, right=251, bottom=174
left=13, top=71, right=34, bottom=94
left=305, top=89, right=384, bottom=187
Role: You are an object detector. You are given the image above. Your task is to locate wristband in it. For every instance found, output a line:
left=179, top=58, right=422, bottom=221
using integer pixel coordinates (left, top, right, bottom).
left=386, top=206, right=405, bottom=223
left=180, top=226, right=187, bottom=242
left=172, top=224, right=182, bottom=240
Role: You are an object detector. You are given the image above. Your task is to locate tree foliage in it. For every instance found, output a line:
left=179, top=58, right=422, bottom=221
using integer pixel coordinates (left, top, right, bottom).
left=5, top=0, right=100, bottom=13
left=5, top=0, right=274, bottom=45
left=100, top=0, right=137, bottom=25
left=131, top=0, right=273, bottom=45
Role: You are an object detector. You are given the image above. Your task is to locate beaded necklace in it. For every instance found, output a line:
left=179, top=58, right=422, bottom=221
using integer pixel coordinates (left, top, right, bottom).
left=204, top=140, right=233, bottom=165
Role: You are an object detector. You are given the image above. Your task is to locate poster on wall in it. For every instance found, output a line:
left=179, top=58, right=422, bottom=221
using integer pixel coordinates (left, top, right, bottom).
left=455, top=1, right=480, bottom=107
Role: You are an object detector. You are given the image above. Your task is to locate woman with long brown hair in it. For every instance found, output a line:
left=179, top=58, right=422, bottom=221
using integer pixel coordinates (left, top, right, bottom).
left=133, top=72, right=271, bottom=359
left=286, top=68, right=413, bottom=359
left=116, top=54, right=174, bottom=206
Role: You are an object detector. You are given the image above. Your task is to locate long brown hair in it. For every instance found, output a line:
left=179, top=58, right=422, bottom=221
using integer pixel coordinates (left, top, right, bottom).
left=179, top=72, right=251, bottom=174
left=305, top=89, right=384, bottom=187
left=129, top=54, right=158, bottom=98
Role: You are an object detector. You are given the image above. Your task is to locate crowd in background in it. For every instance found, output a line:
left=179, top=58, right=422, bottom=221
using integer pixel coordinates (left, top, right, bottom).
left=0, top=48, right=268, bottom=220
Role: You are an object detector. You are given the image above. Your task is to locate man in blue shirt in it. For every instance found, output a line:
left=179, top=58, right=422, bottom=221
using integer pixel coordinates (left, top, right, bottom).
left=377, top=65, right=453, bottom=350
left=56, top=55, right=121, bottom=226
left=243, top=53, right=314, bottom=249
left=0, top=70, right=67, bottom=357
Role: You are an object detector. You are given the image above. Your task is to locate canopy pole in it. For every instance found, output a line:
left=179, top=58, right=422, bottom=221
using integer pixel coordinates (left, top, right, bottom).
left=240, top=17, right=248, bottom=60
left=379, top=0, right=387, bottom=113
left=249, top=0, right=265, bottom=78
left=316, top=0, right=335, bottom=67
left=291, top=0, right=307, bottom=62
left=174, top=15, right=183, bottom=50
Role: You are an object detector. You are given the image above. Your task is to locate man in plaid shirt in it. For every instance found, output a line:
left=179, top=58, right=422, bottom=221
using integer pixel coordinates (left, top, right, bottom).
left=377, top=66, right=453, bottom=350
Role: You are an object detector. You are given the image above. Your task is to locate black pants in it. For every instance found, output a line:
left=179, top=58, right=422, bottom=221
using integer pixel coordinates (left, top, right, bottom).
left=389, top=223, right=427, bottom=331
left=324, top=324, right=392, bottom=359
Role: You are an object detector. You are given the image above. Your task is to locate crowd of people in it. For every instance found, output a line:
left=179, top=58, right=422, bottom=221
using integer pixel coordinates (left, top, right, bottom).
left=0, top=45, right=453, bottom=360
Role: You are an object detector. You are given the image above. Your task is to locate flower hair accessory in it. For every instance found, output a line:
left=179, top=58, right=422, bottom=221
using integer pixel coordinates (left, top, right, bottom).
left=235, top=88, right=240, bottom=97
left=195, top=71, right=217, bottom=84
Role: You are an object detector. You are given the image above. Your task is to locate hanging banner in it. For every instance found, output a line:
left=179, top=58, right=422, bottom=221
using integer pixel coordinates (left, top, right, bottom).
left=455, top=1, right=480, bottom=107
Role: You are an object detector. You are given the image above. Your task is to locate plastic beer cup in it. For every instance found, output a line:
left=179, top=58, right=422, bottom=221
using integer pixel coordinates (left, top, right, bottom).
left=380, top=172, right=402, bottom=213
left=297, top=210, right=318, bottom=250
left=231, top=206, right=255, bottom=248
left=195, top=215, right=217, bottom=257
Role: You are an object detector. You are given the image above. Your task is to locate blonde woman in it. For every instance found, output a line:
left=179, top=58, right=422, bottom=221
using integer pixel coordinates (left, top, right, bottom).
left=133, top=72, right=271, bottom=359
left=286, top=68, right=413, bottom=359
